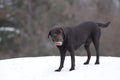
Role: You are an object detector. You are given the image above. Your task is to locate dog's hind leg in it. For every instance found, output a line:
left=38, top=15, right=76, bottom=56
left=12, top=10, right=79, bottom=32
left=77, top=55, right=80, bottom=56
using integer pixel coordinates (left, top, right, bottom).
left=92, top=31, right=100, bottom=64
left=84, top=38, right=92, bottom=65
left=93, top=39, right=100, bottom=64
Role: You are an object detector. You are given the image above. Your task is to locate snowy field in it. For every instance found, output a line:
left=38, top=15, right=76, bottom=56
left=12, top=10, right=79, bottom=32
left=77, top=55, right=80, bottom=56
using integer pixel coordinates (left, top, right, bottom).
left=0, top=56, right=119, bottom=80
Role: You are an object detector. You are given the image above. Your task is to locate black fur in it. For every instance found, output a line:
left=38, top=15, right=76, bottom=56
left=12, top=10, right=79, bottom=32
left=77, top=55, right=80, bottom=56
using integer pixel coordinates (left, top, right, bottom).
left=48, top=21, right=111, bottom=72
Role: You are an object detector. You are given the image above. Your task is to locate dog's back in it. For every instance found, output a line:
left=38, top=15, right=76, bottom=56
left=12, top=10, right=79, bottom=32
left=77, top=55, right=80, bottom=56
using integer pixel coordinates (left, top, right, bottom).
left=64, top=21, right=110, bottom=50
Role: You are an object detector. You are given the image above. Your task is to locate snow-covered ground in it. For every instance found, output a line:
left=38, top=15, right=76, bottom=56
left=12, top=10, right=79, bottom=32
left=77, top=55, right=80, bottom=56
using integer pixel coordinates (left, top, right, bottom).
left=0, top=56, right=119, bottom=80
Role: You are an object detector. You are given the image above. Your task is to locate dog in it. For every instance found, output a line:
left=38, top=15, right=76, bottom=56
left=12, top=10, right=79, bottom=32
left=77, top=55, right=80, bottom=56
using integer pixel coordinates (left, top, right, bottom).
left=48, top=21, right=110, bottom=72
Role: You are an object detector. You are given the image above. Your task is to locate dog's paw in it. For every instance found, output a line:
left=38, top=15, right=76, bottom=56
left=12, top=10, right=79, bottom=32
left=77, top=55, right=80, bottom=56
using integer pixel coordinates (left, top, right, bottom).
left=69, top=67, right=75, bottom=71
left=95, top=61, right=100, bottom=65
left=84, top=62, right=89, bottom=65
left=55, top=69, right=61, bottom=72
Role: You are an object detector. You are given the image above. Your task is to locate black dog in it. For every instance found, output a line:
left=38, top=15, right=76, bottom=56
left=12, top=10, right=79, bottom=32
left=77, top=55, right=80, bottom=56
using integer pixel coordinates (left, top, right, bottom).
left=48, top=21, right=110, bottom=72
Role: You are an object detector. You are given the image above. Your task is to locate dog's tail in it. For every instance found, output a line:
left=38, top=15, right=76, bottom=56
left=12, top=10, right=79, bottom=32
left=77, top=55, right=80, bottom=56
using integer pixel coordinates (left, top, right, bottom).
left=96, top=21, right=111, bottom=28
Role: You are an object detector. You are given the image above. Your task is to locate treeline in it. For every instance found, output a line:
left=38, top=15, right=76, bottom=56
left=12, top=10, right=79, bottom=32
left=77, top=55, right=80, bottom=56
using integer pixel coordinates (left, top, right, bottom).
left=0, top=0, right=120, bottom=59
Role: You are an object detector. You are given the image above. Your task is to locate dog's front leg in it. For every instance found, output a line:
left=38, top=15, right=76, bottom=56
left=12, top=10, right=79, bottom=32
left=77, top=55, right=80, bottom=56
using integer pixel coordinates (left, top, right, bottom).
left=55, top=48, right=66, bottom=72
left=69, top=50, right=75, bottom=71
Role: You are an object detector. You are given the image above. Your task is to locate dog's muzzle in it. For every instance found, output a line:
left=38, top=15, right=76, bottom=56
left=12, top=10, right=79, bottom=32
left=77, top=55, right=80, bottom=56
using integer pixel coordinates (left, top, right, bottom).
left=54, top=41, right=63, bottom=46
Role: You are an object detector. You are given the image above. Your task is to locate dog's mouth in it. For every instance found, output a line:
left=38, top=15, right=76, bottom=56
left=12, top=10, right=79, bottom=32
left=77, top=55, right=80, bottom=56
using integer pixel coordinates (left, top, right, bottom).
left=54, top=41, right=63, bottom=46
left=50, top=34, right=64, bottom=46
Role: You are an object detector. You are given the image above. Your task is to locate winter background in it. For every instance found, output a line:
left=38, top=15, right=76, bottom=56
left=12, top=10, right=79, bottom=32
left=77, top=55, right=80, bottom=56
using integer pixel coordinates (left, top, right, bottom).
left=0, top=56, right=120, bottom=80
left=0, top=0, right=120, bottom=80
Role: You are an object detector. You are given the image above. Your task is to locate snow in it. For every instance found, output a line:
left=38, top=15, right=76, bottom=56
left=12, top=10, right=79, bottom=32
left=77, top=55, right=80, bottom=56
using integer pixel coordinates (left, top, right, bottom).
left=0, top=56, right=119, bottom=80
left=0, top=27, right=20, bottom=40
left=0, top=27, right=20, bottom=34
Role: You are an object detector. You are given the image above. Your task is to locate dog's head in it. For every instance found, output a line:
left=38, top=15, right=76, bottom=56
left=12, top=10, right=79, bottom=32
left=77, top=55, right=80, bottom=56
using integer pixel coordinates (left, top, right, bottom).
left=48, top=27, right=65, bottom=46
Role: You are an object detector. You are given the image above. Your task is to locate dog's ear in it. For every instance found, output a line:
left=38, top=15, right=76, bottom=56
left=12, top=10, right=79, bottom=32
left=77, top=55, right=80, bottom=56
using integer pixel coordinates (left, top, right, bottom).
left=48, top=31, right=51, bottom=39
